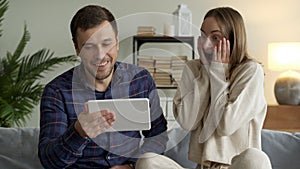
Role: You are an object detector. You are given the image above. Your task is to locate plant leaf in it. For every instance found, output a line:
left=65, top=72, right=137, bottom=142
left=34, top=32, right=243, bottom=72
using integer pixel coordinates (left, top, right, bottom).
left=18, top=48, right=78, bottom=82
left=12, top=25, right=30, bottom=62
left=0, top=0, right=8, bottom=37
left=0, top=0, right=78, bottom=127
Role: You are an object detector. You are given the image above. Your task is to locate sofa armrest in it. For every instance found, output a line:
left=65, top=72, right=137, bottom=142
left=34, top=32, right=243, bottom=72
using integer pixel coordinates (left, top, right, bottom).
left=262, top=129, right=300, bottom=169
left=0, top=127, right=43, bottom=169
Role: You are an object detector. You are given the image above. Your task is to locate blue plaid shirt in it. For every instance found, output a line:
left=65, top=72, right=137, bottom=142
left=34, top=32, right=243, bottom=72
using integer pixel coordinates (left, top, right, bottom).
left=38, top=62, right=168, bottom=169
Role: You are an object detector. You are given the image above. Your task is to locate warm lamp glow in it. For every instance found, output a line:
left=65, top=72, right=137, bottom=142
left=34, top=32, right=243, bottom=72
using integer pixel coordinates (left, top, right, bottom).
left=268, top=42, right=300, bottom=71
left=268, top=42, right=300, bottom=105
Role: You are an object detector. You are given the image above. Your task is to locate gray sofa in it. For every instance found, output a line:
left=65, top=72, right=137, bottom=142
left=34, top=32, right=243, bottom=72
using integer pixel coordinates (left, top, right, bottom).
left=0, top=127, right=299, bottom=169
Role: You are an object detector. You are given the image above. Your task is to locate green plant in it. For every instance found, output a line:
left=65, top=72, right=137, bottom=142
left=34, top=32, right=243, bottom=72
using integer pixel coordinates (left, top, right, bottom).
left=0, top=0, right=78, bottom=127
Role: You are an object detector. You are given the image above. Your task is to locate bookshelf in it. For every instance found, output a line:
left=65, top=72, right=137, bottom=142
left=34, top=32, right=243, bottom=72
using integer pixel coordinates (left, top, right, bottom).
left=132, top=36, right=195, bottom=89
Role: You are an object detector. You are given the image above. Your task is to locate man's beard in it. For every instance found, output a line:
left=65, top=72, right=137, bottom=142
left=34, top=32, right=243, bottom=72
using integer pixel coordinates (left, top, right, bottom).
left=84, top=61, right=114, bottom=81
left=95, top=66, right=114, bottom=81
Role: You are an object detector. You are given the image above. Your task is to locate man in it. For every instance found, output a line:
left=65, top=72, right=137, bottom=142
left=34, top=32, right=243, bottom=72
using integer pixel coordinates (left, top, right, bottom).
left=38, top=5, right=168, bottom=169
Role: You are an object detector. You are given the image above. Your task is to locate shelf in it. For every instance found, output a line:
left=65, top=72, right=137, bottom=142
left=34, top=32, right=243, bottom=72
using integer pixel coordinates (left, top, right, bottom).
left=132, top=36, right=195, bottom=64
left=132, top=35, right=194, bottom=89
left=156, top=85, right=178, bottom=89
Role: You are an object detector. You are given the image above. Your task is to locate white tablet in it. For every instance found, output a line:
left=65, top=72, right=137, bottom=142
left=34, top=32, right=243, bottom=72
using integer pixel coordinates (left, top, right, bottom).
left=87, top=98, right=151, bottom=132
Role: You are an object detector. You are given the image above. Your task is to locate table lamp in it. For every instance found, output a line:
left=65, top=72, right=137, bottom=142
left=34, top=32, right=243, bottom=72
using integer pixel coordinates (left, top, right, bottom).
left=268, top=42, right=300, bottom=105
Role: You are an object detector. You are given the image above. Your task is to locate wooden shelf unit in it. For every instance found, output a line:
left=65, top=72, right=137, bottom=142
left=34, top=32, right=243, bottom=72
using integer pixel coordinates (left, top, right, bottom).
left=132, top=36, right=195, bottom=89
left=132, top=36, right=195, bottom=64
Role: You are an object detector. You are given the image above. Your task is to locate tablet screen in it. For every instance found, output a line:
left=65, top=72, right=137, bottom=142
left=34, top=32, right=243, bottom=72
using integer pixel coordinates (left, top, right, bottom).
left=87, top=98, right=150, bottom=132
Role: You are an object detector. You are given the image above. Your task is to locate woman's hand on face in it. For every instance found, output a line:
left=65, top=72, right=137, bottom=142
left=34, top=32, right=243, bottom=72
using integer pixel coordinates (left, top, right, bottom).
left=198, top=36, right=230, bottom=65
left=213, top=38, right=230, bottom=63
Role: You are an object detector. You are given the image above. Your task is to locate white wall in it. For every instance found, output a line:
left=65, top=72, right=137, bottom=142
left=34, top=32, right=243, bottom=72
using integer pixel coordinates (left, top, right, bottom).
left=1, top=0, right=300, bottom=127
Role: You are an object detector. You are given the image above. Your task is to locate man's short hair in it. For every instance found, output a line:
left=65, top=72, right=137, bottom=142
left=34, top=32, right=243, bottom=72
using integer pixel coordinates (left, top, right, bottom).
left=70, top=5, right=118, bottom=44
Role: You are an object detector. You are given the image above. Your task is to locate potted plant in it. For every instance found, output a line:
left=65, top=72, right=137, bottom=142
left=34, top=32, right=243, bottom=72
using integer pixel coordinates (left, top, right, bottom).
left=0, top=0, right=78, bottom=127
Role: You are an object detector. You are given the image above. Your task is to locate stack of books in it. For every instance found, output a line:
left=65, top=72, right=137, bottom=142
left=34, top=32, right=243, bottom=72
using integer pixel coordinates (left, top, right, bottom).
left=137, top=55, right=187, bottom=87
left=137, top=26, right=156, bottom=36
left=137, top=55, right=155, bottom=77
left=154, top=68, right=172, bottom=86
left=171, top=56, right=188, bottom=85
left=154, top=56, right=171, bottom=70
left=154, top=56, right=172, bottom=86
left=137, top=55, right=154, bottom=68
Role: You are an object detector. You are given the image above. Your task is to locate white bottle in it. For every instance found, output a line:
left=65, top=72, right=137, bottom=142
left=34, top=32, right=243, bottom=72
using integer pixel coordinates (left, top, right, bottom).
left=173, top=4, right=192, bottom=36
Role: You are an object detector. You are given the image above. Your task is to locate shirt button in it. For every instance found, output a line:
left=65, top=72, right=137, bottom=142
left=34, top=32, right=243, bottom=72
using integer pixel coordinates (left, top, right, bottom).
left=107, top=155, right=111, bottom=160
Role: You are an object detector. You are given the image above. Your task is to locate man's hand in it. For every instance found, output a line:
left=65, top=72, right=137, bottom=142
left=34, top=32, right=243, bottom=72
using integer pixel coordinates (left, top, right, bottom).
left=75, top=103, right=116, bottom=138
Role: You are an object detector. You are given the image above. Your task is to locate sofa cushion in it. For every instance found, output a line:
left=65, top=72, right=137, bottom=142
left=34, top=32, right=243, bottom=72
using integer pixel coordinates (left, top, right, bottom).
left=1, top=127, right=299, bottom=169
left=261, top=129, right=300, bottom=169
left=0, top=127, right=43, bottom=169
left=165, top=128, right=300, bottom=169
left=164, top=127, right=197, bottom=168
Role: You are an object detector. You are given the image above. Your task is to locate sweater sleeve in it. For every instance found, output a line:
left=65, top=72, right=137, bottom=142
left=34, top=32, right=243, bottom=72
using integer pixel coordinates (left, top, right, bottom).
left=216, top=62, right=266, bottom=136
left=199, top=61, right=266, bottom=142
left=173, top=60, right=210, bottom=131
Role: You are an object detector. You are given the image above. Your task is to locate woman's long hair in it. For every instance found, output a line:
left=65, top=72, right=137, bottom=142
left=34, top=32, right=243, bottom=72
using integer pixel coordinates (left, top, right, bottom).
left=204, top=7, right=254, bottom=77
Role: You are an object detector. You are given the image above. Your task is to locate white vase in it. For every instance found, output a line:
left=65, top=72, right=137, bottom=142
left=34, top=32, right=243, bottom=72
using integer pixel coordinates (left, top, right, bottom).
left=173, top=4, right=192, bottom=36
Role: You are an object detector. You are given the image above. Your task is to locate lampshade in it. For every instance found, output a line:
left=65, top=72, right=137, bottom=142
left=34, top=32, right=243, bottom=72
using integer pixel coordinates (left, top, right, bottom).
left=268, top=42, right=300, bottom=105
left=268, top=42, right=300, bottom=71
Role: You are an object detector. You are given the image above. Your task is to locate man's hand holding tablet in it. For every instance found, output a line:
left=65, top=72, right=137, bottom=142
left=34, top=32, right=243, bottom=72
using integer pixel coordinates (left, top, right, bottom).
left=87, top=98, right=151, bottom=133
left=75, top=103, right=116, bottom=139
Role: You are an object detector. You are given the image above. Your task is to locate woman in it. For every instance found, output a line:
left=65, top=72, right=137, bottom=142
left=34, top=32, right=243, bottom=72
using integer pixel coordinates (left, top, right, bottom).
left=136, top=7, right=272, bottom=169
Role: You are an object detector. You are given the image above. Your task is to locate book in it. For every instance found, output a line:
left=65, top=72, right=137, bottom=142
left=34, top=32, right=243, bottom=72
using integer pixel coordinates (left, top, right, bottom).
left=137, top=55, right=188, bottom=87
left=137, top=26, right=156, bottom=36
left=137, top=55, right=155, bottom=68
left=170, top=55, right=187, bottom=85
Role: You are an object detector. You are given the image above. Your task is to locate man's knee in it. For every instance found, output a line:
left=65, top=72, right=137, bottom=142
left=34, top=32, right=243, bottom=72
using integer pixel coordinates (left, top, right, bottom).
left=136, top=152, right=184, bottom=169
left=136, top=153, right=162, bottom=169
left=230, top=148, right=272, bottom=169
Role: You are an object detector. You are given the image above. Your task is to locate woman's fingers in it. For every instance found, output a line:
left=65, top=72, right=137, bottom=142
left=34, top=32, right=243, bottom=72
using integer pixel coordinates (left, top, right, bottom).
left=222, top=38, right=227, bottom=61
left=213, top=45, right=217, bottom=62
left=213, top=38, right=230, bottom=63
left=217, top=40, right=222, bottom=61
left=226, top=39, right=230, bottom=63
